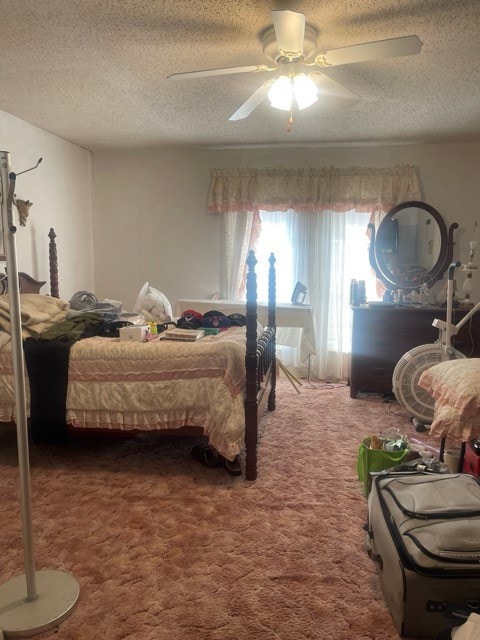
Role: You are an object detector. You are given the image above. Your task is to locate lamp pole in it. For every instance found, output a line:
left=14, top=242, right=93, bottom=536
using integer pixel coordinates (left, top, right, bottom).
left=0, top=151, right=79, bottom=638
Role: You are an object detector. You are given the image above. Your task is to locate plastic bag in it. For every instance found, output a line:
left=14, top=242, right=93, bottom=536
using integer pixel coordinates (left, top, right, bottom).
left=133, top=282, right=172, bottom=324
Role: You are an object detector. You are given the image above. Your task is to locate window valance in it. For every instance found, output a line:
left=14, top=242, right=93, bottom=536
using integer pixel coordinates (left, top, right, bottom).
left=208, top=165, right=421, bottom=214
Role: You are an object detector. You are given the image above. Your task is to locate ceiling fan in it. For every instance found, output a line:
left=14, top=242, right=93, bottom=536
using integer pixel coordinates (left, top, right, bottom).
left=168, top=10, right=423, bottom=122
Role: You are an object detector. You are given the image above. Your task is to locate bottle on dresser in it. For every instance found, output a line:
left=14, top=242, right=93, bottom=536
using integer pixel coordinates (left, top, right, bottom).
left=357, top=280, right=367, bottom=305
left=350, top=279, right=359, bottom=306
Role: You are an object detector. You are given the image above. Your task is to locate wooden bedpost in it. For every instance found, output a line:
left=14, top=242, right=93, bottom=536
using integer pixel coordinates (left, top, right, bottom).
left=48, top=228, right=59, bottom=298
left=245, top=250, right=258, bottom=481
left=267, top=252, right=276, bottom=411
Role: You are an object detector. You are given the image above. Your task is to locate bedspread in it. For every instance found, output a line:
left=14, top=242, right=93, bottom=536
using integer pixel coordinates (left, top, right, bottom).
left=0, top=328, right=248, bottom=460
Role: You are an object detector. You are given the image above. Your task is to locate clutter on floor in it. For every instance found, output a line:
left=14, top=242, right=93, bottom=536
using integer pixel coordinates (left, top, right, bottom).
left=357, top=427, right=442, bottom=495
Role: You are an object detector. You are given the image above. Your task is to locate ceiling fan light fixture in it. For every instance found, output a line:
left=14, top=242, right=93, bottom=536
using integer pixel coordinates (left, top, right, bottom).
left=267, top=74, right=318, bottom=112
left=267, top=75, right=293, bottom=111
left=293, top=73, right=318, bottom=110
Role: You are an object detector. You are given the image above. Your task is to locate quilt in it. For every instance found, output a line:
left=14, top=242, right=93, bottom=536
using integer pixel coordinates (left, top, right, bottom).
left=0, top=328, right=248, bottom=461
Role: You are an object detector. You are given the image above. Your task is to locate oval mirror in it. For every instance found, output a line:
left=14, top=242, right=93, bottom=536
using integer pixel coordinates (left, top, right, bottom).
left=368, top=201, right=457, bottom=291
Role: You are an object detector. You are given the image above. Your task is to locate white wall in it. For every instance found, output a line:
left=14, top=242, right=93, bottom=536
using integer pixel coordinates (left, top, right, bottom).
left=93, top=142, right=480, bottom=310
left=0, top=110, right=94, bottom=299
left=93, top=147, right=238, bottom=309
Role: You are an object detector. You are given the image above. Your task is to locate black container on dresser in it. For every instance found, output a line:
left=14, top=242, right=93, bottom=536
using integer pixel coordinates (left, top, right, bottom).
left=349, top=305, right=480, bottom=399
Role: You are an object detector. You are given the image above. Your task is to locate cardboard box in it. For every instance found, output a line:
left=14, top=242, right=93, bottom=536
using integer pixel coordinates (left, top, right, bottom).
left=119, top=325, right=150, bottom=342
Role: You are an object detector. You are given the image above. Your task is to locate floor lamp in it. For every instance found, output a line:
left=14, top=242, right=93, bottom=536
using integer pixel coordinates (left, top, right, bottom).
left=0, top=152, right=79, bottom=637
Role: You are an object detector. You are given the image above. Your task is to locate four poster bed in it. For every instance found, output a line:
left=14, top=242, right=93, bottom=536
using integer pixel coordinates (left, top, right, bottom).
left=0, top=229, right=277, bottom=480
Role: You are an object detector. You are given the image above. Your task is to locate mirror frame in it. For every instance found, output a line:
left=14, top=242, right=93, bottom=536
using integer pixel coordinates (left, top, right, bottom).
left=368, top=200, right=458, bottom=291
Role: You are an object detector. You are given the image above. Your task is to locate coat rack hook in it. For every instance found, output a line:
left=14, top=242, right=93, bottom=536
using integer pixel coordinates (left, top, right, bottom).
left=14, top=157, right=43, bottom=177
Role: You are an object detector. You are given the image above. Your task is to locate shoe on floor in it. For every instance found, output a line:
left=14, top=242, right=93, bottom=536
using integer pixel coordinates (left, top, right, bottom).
left=219, top=454, right=242, bottom=476
left=191, top=444, right=222, bottom=468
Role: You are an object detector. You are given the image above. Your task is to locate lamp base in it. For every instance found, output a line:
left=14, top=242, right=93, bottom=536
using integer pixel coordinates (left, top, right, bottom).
left=0, top=570, right=79, bottom=638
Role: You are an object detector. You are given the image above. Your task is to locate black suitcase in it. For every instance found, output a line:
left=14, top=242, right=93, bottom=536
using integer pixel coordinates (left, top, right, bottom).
left=366, top=472, right=480, bottom=638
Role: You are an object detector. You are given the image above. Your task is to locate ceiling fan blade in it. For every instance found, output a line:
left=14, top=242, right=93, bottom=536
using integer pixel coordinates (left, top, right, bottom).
left=272, top=10, right=305, bottom=59
left=312, top=73, right=361, bottom=108
left=168, top=64, right=271, bottom=80
left=229, top=81, right=273, bottom=121
left=315, top=35, right=423, bottom=68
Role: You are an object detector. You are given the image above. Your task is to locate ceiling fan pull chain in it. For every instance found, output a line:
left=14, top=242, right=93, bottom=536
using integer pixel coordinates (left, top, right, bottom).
left=287, top=108, right=294, bottom=133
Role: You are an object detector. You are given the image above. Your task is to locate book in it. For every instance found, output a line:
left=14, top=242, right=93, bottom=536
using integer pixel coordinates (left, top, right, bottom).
left=161, top=328, right=205, bottom=341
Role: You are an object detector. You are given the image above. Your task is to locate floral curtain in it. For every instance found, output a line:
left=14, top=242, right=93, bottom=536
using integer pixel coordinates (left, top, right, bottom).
left=208, top=165, right=421, bottom=215
left=220, top=211, right=260, bottom=300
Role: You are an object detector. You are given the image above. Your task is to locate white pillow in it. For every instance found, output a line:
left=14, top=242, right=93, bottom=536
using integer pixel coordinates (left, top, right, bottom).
left=419, top=358, right=480, bottom=417
left=429, top=402, right=480, bottom=442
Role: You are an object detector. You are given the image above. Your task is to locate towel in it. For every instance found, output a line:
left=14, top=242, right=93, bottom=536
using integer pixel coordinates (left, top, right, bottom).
left=0, top=294, right=69, bottom=336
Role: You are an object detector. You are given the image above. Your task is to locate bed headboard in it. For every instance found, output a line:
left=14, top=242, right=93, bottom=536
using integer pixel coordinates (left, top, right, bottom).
left=0, top=272, right=46, bottom=295
left=0, top=227, right=59, bottom=297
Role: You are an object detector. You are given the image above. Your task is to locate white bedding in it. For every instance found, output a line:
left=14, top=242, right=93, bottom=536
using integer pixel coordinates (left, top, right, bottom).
left=0, top=328, right=248, bottom=460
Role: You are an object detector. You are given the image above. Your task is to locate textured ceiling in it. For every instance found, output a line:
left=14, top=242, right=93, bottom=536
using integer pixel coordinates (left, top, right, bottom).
left=0, top=0, right=479, bottom=151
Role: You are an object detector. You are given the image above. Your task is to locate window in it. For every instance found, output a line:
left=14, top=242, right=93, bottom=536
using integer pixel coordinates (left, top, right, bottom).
left=255, top=212, right=295, bottom=303
left=254, top=209, right=379, bottom=353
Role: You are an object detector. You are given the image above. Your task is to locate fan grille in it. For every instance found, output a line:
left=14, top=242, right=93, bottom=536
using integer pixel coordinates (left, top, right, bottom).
left=392, top=344, right=466, bottom=423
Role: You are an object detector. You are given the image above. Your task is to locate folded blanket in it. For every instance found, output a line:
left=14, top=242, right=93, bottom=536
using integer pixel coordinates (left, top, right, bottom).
left=0, top=294, right=69, bottom=336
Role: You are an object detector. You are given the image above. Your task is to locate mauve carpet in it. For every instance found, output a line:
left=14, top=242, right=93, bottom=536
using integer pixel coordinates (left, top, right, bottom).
left=0, top=379, right=439, bottom=640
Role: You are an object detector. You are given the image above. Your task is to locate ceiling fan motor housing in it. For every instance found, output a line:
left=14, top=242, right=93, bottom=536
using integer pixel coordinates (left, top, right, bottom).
left=261, top=24, right=318, bottom=63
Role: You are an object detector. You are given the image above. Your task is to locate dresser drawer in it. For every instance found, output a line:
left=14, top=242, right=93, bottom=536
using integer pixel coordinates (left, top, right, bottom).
left=349, top=305, right=480, bottom=398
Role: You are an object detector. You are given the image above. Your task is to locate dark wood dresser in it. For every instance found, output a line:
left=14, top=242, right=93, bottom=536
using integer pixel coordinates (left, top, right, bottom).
left=349, top=304, right=480, bottom=398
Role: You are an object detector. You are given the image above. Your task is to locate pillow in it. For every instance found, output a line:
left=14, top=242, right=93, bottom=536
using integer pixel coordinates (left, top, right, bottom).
left=419, top=358, right=480, bottom=417
left=133, top=282, right=172, bottom=324
left=429, top=402, right=480, bottom=442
